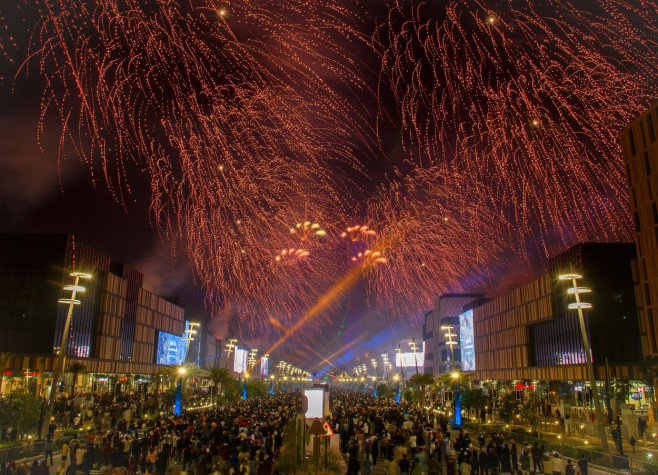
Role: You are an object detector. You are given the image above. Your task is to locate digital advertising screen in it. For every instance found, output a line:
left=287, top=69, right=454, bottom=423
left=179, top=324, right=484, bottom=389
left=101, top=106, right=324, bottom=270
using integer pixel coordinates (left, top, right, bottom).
left=395, top=342, right=425, bottom=368
left=233, top=348, right=249, bottom=374
left=459, top=309, right=475, bottom=371
left=304, top=388, right=325, bottom=419
left=260, top=355, right=269, bottom=377
left=155, top=331, right=188, bottom=365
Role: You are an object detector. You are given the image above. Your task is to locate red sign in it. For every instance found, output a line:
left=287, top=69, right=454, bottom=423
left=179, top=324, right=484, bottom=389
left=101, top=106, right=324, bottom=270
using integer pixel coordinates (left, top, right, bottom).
left=638, top=387, right=646, bottom=393
left=24, top=372, right=39, bottom=377
left=515, top=384, right=535, bottom=389
left=2, top=371, right=11, bottom=376
left=319, top=420, right=334, bottom=437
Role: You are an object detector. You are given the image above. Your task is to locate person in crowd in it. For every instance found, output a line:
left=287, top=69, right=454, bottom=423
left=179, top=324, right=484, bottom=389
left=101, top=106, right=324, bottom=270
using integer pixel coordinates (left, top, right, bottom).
left=399, top=453, right=411, bottom=475
left=43, top=434, right=54, bottom=466
left=577, top=454, right=588, bottom=475
left=520, top=450, right=531, bottom=475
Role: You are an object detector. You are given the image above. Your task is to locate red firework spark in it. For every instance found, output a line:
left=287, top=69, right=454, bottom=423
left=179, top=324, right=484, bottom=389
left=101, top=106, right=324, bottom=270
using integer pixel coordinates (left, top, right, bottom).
left=1, top=0, right=657, bottom=336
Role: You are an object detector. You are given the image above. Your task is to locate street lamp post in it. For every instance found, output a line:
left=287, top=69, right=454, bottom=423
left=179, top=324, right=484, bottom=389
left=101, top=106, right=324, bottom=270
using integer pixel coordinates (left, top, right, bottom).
left=441, top=325, right=458, bottom=370
left=559, top=273, right=611, bottom=461
left=410, top=338, right=420, bottom=376
left=224, top=339, right=237, bottom=369
left=41, top=271, right=91, bottom=438
left=183, top=322, right=200, bottom=367
left=381, top=353, right=390, bottom=382
left=396, top=345, right=405, bottom=385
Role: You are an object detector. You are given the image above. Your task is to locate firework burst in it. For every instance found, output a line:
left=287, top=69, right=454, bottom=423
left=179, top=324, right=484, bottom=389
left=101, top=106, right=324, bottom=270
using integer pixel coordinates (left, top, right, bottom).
left=5, top=0, right=658, bottom=335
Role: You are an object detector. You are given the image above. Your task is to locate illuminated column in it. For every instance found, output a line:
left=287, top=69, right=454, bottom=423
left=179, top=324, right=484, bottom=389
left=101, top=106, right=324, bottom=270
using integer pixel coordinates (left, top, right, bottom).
left=452, top=372, right=461, bottom=426
left=174, top=367, right=186, bottom=416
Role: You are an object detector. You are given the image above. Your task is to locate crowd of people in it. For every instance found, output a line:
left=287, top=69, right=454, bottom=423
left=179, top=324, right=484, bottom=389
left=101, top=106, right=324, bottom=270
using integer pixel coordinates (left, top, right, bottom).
left=2, top=390, right=295, bottom=475
left=324, top=390, right=591, bottom=475
left=0, top=387, right=597, bottom=475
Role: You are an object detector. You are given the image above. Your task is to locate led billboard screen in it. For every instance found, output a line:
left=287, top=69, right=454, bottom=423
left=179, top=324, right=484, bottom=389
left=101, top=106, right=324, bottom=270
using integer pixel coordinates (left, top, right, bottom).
left=155, top=331, right=188, bottom=365
left=260, top=355, right=269, bottom=377
left=304, top=388, right=325, bottom=419
left=233, top=348, right=248, bottom=374
left=395, top=341, right=425, bottom=367
left=459, top=309, right=475, bottom=371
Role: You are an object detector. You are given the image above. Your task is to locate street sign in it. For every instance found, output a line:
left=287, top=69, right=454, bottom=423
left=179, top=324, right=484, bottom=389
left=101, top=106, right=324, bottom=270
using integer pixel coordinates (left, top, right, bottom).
left=307, top=418, right=325, bottom=436
left=319, top=420, right=334, bottom=437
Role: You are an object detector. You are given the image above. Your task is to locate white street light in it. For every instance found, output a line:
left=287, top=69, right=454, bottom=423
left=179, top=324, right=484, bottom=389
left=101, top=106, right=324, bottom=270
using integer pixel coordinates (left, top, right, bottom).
left=559, top=273, right=611, bottom=461
left=42, top=271, right=92, bottom=438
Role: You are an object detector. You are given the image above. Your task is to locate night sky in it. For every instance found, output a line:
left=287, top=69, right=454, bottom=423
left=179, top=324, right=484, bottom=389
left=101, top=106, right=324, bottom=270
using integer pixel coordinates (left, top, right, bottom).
left=0, top=0, right=656, bottom=372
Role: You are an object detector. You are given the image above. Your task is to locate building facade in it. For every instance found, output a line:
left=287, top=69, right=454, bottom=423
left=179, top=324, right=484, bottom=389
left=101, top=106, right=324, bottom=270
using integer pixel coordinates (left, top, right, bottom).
left=621, top=100, right=658, bottom=359
left=471, top=243, right=640, bottom=382
left=0, top=233, right=223, bottom=395
left=423, top=294, right=484, bottom=375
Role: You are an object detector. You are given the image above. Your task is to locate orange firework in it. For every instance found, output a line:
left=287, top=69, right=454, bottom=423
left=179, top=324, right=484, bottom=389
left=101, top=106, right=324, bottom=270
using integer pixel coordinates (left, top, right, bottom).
left=5, top=0, right=657, bottom=338
left=341, top=225, right=377, bottom=242
left=275, top=248, right=311, bottom=262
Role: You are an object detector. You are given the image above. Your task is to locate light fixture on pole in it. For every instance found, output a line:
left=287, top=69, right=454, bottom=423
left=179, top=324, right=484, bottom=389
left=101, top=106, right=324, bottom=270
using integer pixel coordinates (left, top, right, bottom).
left=224, top=338, right=237, bottom=369
left=441, top=324, right=458, bottom=370
left=396, top=344, right=405, bottom=382
left=381, top=353, right=390, bottom=381
left=182, top=322, right=201, bottom=367
left=409, top=338, right=420, bottom=375
left=41, top=271, right=92, bottom=438
left=559, top=273, right=611, bottom=461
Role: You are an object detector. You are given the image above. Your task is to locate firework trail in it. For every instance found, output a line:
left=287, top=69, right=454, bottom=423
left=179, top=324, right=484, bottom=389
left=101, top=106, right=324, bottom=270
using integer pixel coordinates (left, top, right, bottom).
left=2, top=0, right=657, bottom=334
left=366, top=0, right=658, bottom=315
left=16, top=0, right=378, bottom=336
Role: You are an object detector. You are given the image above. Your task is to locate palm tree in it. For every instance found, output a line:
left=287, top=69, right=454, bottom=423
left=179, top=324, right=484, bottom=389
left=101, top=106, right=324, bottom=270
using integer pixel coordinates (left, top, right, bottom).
left=436, top=369, right=470, bottom=389
left=408, top=373, right=435, bottom=407
left=209, top=367, right=234, bottom=403
left=67, top=362, right=86, bottom=395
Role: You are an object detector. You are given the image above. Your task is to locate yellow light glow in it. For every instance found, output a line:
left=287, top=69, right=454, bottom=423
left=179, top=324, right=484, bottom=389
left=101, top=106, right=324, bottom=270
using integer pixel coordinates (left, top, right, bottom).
left=178, top=367, right=186, bottom=375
